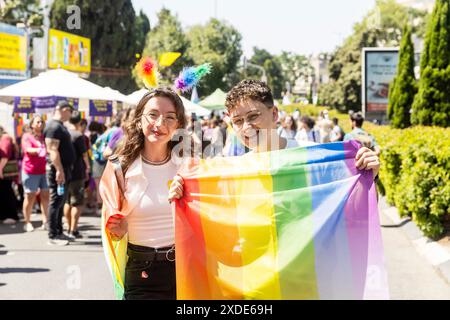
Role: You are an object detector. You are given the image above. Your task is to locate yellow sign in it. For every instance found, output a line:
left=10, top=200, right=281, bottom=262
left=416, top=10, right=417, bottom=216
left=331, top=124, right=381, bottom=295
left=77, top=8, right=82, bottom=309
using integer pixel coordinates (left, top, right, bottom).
left=0, top=31, right=27, bottom=71
left=48, top=28, right=91, bottom=73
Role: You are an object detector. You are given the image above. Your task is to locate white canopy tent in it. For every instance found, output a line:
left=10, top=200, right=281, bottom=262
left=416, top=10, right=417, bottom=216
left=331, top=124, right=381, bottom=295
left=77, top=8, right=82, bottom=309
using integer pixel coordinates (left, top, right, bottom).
left=125, top=88, right=210, bottom=117
left=102, top=86, right=128, bottom=103
left=0, top=69, right=118, bottom=102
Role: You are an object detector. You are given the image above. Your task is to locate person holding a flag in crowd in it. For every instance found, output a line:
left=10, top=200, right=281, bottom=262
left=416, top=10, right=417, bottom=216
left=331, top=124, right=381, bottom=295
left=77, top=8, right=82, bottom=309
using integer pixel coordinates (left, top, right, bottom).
left=168, top=79, right=387, bottom=300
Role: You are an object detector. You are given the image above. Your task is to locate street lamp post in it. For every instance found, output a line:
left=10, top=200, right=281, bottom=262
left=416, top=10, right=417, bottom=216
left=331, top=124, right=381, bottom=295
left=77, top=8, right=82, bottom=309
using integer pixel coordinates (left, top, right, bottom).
left=243, top=57, right=268, bottom=83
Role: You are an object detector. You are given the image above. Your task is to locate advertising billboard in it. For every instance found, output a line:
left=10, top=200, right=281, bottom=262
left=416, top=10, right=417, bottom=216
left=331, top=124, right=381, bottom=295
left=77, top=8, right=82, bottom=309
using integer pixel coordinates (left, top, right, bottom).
left=0, top=23, right=28, bottom=83
left=48, top=28, right=91, bottom=73
left=362, top=48, right=399, bottom=122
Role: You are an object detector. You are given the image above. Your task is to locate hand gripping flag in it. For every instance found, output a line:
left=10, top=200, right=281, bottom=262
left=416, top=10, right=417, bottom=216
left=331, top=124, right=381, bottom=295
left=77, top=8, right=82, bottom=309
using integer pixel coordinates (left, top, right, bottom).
left=174, top=141, right=389, bottom=300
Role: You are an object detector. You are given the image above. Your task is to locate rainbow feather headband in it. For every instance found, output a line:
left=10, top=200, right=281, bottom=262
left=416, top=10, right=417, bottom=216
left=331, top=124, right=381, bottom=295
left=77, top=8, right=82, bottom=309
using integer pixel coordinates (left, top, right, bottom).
left=136, top=56, right=160, bottom=89
left=136, top=55, right=211, bottom=92
left=174, top=63, right=212, bottom=93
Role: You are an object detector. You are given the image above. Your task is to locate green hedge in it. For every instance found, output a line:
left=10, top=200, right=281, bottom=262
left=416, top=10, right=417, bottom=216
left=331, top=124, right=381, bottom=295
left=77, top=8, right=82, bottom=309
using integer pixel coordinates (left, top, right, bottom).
left=373, top=126, right=450, bottom=239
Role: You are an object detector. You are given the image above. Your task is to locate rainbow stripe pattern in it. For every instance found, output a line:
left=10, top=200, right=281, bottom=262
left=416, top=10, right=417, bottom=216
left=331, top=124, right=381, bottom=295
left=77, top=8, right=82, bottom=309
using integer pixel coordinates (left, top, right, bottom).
left=174, top=141, right=389, bottom=299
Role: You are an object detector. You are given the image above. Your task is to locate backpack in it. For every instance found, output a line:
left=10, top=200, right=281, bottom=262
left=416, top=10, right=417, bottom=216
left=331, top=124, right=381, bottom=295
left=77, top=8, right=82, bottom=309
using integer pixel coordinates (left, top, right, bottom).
left=93, top=129, right=114, bottom=164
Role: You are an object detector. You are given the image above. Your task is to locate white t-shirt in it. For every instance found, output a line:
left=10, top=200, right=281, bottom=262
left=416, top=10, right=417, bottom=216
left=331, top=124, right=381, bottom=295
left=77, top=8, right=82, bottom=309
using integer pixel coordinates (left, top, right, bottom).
left=127, top=160, right=177, bottom=248
left=295, top=128, right=320, bottom=144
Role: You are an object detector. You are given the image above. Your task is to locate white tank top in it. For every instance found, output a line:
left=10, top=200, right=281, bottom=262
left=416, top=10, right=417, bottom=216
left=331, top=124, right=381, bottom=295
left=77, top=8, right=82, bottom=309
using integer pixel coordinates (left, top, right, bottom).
left=127, top=160, right=177, bottom=248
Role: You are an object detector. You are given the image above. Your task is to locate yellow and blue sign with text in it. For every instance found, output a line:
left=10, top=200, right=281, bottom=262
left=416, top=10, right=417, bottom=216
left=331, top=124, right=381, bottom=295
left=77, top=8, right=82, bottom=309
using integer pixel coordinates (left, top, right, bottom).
left=0, top=22, right=28, bottom=82
left=48, top=28, right=91, bottom=73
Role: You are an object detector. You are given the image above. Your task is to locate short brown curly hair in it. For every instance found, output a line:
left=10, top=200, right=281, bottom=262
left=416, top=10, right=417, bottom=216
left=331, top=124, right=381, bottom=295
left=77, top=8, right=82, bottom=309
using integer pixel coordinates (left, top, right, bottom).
left=225, top=79, right=274, bottom=111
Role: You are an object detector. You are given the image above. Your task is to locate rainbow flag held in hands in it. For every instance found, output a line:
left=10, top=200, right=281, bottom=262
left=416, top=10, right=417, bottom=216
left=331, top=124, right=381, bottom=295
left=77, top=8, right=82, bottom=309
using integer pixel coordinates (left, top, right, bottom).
left=174, top=141, right=389, bottom=300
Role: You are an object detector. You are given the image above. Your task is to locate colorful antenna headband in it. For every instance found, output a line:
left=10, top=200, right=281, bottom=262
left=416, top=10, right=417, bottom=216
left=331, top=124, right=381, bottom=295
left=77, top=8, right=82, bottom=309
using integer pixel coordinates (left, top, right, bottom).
left=174, top=63, right=212, bottom=93
left=136, top=56, right=159, bottom=89
left=136, top=54, right=211, bottom=92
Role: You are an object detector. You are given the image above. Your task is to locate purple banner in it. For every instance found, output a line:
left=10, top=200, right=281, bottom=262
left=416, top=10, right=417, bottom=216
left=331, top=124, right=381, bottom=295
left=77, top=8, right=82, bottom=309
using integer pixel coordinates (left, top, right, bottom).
left=33, top=96, right=79, bottom=110
left=89, top=100, right=112, bottom=117
left=14, top=96, right=79, bottom=113
left=32, top=96, right=55, bottom=109
left=14, top=97, right=35, bottom=113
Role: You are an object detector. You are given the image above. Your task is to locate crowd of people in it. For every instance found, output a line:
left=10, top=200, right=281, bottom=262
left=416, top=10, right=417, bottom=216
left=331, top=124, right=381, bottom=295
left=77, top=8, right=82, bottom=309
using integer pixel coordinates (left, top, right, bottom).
left=0, top=82, right=379, bottom=249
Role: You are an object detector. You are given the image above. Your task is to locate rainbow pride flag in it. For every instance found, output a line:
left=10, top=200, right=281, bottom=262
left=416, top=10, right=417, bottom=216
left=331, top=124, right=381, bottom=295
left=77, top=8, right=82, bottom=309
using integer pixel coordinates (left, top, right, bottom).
left=174, top=141, right=389, bottom=300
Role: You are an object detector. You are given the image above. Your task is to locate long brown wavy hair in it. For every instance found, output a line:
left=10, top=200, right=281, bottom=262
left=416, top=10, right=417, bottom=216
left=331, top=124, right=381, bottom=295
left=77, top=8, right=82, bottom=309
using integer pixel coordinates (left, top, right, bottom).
left=116, top=87, right=187, bottom=175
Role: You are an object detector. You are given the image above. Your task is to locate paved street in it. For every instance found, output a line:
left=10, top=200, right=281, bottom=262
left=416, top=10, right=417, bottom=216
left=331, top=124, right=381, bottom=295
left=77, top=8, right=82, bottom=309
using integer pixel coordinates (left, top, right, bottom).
left=0, top=205, right=449, bottom=300
left=0, top=212, right=115, bottom=300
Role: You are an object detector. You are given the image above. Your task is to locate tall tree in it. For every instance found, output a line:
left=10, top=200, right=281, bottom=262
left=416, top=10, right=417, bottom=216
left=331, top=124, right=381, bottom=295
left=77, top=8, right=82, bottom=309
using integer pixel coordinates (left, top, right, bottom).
left=278, top=51, right=311, bottom=92
left=134, top=10, right=150, bottom=58
left=412, top=0, right=450, bottom=127
left=319, top=0, right=429, bottom=112
left=387, top=24, right=416, bottom=128
left=0, top=0, right=44, bottom=29
left=186, top=18, right=242, bottom=96
left=136, top=8, right=190, bottom=88
left=246, top=47, right=284, bottom=98
left=50, top=0, right=146, bottom=94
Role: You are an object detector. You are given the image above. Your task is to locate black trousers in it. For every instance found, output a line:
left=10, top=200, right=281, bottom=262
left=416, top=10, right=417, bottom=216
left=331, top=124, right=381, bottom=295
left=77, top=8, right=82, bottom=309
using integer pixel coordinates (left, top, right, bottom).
left=0, top=179, right=18, bottom=220
left=124, top=243, right=176, bottom=300
left=47, top=165, right=70, bottom=239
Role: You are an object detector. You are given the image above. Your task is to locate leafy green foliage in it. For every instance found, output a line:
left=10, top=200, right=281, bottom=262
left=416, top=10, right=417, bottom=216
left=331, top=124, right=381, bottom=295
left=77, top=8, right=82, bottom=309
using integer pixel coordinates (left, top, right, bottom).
left=376, top=126, right=450, bottom=238
left=186, top=18, right=242, bottom=96
left=245, top=47, right=284, bottom=98
left=412, top=0, right=450, bottom=127
left=387, top=24, right=416, bottom=128
left=137, top=8, right=191, bottom=88
left=319, top=0, right=429, bottom=112
left=0, top=0, right=44, bottom=29
left=50, top=0, right=148, bottom=93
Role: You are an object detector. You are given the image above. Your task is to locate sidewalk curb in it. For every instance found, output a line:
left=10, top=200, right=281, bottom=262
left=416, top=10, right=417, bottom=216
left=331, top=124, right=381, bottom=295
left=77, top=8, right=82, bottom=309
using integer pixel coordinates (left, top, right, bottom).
left=379, top=197, right=450, bottom=285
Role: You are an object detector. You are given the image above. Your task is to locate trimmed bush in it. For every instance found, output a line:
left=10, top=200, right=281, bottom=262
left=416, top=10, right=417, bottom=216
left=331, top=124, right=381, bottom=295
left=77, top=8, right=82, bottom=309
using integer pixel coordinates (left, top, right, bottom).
left=375, top=126, right=450, bottom=238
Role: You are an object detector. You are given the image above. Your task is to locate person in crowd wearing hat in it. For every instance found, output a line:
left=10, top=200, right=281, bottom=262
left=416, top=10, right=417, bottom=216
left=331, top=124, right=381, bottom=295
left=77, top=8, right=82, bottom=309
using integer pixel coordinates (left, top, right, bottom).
left=44, top=100, right=76, bottom=246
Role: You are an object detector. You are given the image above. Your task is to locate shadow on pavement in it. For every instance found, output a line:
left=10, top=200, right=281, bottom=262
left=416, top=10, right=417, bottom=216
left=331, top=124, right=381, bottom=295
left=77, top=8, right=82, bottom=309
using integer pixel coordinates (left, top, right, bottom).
left=0, top=267, right=50, bottom=274
left=77, top=225, right=101, bottom=231
left=0, top=221, right=44, bottom=235
left=381, top=219, right=411, bottom=228
left=73, top=241, right=102, bottom=246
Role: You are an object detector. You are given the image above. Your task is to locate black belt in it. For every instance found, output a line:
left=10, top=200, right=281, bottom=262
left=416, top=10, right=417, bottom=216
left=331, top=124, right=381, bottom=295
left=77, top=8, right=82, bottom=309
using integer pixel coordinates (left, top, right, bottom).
left=127, top=243, right=175, bottom=262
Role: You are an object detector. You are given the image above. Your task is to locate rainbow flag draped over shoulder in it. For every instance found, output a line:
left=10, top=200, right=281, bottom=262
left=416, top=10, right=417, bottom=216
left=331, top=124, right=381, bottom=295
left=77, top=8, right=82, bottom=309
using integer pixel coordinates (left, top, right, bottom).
left=174, top=141, right=389, bottom=300
left=99, top=162, right=128, bottom=300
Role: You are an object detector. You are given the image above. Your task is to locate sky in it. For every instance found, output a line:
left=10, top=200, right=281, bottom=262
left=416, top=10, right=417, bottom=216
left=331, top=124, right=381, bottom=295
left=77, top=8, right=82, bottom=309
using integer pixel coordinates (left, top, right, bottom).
left=132, top=0, right=377, bottom=57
